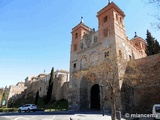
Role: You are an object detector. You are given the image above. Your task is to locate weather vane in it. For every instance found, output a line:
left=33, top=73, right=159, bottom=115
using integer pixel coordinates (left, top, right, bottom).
left=108, top=0, right=111, bottom=4
left=80, top=16, right=84, bottom=23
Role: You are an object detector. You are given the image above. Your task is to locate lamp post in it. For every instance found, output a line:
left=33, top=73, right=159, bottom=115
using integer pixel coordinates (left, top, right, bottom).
left=100, top=85, right=104, bottom=116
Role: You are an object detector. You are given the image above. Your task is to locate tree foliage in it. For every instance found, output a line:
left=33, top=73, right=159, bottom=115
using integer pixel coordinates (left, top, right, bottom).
left=145, top=29, right=160, bottom=55
left=123, top=54, right=160, bottom=113
left=72, top=55, right=128, bottom=120
left=145, top=0, right=160, bottom=29
left=45, top=67, right=54, bottom=104
left=35, top=91, right=39, bottom=105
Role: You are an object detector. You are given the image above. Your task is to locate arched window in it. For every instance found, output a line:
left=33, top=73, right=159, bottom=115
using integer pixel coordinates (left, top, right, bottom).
left=120, top=17, right=122, bottom=23
left=80, top=56, right=87, bottom=69
left=119, top=50, right=122, bottom=58
left=104, top=16, right=108, bottom=23
left=90, top=51, right=98, bottom=65
left=116, top=14, right=118, bottom=21
left=75, top=33, right=78, bottom=39
left=104, top=51, right=109, bottom=58
left=129, top=55, right=132, bottom=60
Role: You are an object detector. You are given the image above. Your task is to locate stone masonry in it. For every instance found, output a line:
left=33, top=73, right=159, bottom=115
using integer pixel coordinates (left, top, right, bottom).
left=68, top=1, right=146, bottom=111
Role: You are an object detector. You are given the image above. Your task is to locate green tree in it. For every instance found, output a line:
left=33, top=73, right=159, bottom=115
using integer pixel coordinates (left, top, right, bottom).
left=45, top=67, right=54, bottom=104
left=155, top=40, right=160, bottom=53
left=35, top=91, right=39, bottom=105
left=145, top=29, right=160, bottom=55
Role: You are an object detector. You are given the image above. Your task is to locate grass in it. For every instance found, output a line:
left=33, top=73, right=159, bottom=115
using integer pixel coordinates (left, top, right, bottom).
left=0, top=108, right=18, bottom=112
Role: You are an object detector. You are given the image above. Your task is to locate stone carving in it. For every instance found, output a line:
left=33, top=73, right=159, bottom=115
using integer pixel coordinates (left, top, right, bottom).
left=80, top=43, right=84, bottom=49
left=84, top=34, right=91, bottom=48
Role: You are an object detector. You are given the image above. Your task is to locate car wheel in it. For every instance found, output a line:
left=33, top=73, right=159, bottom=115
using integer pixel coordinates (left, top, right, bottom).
left=27, top=109, right=30, bottom=112
left=18, top=109, right=21, bottom=113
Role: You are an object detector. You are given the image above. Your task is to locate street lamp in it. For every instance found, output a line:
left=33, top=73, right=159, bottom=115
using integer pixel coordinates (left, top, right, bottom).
left=100, top=85, right=104, bottom=116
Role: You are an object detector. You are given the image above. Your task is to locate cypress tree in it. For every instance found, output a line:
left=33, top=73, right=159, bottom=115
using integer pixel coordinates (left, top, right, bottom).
left=35, top=91, right=39, bottom=105
left=45, top=67, right=54, bottom=104
left=154, top=40, right=160, bottom=53
left=145, top=29, right=160, bottom=55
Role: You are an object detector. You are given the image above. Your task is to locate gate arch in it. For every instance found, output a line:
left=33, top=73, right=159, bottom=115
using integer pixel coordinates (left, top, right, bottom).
left=90, top=84, right=100, bottom=110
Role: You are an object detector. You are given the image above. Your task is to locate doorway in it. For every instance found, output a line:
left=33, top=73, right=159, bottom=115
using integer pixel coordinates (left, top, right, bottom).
left=90, top=84, right=100, bottom=110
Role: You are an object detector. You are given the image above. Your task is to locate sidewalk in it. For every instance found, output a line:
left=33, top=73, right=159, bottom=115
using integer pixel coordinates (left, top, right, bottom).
left=70, top=114, right=126, bottom=120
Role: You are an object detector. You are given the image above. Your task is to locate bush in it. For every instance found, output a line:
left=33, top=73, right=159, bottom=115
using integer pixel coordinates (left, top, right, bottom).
left=53, top=99, right=68, bottom=110
left=0, top=108, right=18, bottom=112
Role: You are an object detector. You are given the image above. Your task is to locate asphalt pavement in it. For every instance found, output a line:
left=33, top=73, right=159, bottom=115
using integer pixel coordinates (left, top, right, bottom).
left=0, top=111, right=127, bottom=120
left=0, top=116, right=10, bottom=120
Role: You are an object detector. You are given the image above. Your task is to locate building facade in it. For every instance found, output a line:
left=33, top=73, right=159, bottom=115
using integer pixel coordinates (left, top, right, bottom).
left=24, top=74, right=50, bottom=98
left=68, top=1, right=146, bottom=111
left=7, top=68, right=69, bottom=105
left=52, top=69, right=69, bottom=100
left=8, top=82, right=27, bottom=102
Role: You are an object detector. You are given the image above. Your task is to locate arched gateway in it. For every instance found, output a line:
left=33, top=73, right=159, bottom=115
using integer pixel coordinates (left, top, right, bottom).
left=80, top=76, right=101, bottom=110
left=90, top=84, right=100, bottom=110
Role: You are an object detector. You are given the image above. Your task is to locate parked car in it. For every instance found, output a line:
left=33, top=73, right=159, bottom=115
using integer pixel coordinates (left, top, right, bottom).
left=152, top=104, right=160, bottom=120
left=18, top=104, right=37, bottom=113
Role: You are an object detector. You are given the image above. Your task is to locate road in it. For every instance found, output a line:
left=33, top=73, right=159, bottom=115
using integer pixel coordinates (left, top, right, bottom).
left=0, top=111, right=156, bottom=120
left=0, top=111, right=72, bottom=120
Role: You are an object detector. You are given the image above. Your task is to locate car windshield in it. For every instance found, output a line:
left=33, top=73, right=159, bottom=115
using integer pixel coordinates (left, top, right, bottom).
left=155, top=106, right=160, bottom=113
left=22, top=105, right=29, bottom=107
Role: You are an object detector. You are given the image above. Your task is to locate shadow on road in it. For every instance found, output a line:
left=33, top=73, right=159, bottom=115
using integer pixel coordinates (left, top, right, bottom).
left=0, top=110, right=106, bottom=117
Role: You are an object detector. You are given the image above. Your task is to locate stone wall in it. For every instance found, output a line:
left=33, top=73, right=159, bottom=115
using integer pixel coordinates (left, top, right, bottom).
left=52, top=70, right=69, bottom=100
left=0, top=88, right=3, bottom=107
left=122, top=53, right=160, bottom=114
left=8, top=82, right=27, bottom=103
left=24, top=74, right=50, bottom=98
left=7, top=69, right=69, bottom=106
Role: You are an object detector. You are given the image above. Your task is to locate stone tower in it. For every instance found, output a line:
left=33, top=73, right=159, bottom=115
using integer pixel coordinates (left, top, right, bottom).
left=70, top=17, right=90, bottom=73
left=68, top=1, right=146, bottom=111
left=97, top=2, right=126, bottom=58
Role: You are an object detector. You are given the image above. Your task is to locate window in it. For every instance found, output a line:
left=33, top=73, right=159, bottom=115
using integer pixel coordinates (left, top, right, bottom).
left=120, top=17, right=122, bottom=24
left=75, top=33, right=78, bottom=39
left=104, top=16, right=108, bottom=23
left=119, top=50, right=122, bottom=58
left=73, top=63, right=76, bottom=68
left=135, top=43, right=138, bottom=46
left=104, top=51, right=109, bottom=58
left=129, top=55, right=132, bottom=60
left=73, top=44, right=77, bottom=51
left=116, top=14, right=118, bottom=21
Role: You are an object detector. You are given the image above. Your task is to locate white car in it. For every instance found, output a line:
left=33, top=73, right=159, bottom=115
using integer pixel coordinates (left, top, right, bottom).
left=152, top=104, right=160, bottom=120
left=18, top=104, right=37, bottom=113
